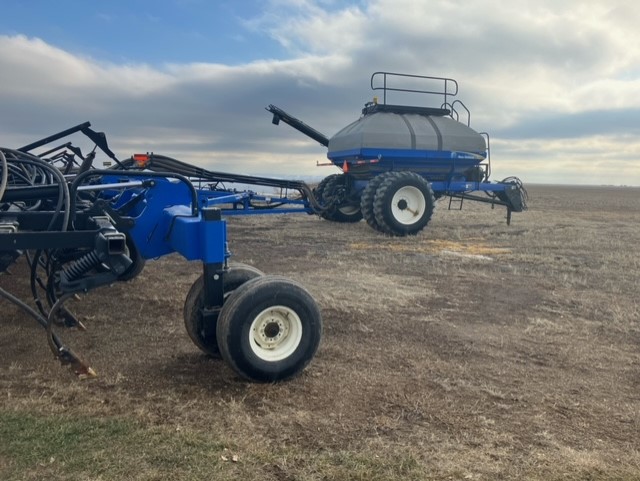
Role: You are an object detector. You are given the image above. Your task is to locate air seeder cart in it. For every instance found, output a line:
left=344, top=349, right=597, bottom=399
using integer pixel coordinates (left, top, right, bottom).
left=267, top=72, right=527, bottom=236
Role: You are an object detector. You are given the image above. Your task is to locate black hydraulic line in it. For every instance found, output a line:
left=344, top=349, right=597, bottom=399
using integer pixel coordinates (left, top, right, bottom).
left=0, top=286, right=52, bottom=331
left=250, top=201, right=287, bottom=209
left=501, top=176, right=529, bottom=208
left=480, top=177, right=528, bottom=212
left=5, top=160, right=44, bottom=195
left=18, top=122, right=92, bottom=152
left=1, top=184, right=62, bottom=202
left=1, top=151, right=71, bottom=231
left=4, top=165, right=33, bottom=188
left=2, top=149, right=72, bottom=321
left=266, top=104, right=329, bottom=147
left=0, top=286, right=76, bottom=369
left=133, top=154, right=325, bottom=213
left=69, top=168, right=200, bottom=220
left=0, top=150, right=7, bottom=201
left=2, top=156, right=69, bottom=233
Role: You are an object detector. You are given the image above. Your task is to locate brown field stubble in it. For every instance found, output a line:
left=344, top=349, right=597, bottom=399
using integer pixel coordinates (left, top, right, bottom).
left=1, top=184, right=639, bottom=480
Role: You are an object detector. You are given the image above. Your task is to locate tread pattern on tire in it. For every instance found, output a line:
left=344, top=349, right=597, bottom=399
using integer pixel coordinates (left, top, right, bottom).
left=216, top=275, right=322, bottom=382
left=360, top=172, right=399, bottom=232
left=313, top=174, right=336, bottom=206
left=183, top=263, right=263, bottom=358
left=319, top=174, right=343, bottom=221
left=322, top=175, right=362, bottom=223
left=372, top=171, right=435, bottom=236
left=315, top=174, right=362, bottom=223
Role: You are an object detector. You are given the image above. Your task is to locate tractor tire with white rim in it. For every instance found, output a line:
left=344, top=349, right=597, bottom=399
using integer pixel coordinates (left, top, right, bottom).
left=216, top=275, right=322, bottom=382
left=372, top=171, right=435, bottom=236
left=184, top=263, right=264, bottom=358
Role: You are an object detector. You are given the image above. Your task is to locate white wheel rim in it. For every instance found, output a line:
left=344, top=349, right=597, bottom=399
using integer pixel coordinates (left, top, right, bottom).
left=391, top=186, right=426, bottom=225
left=249, top=305, right=303, bottom=362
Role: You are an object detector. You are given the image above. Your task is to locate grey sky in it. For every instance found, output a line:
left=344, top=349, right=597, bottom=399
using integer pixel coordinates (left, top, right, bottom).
left=0, top=0, right=638, bottom=185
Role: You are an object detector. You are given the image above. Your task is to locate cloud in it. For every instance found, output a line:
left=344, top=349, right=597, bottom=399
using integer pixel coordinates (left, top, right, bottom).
left=0, top=0, right=639, bottom=185
left=491, top=135, right=640, bottom=185
left=0, top=35, right=345, bottom=166
left=497, top=109, right=640, bottom=139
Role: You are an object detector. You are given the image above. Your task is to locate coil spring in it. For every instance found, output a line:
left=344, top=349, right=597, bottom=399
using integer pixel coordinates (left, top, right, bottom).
left=63, top=251, right=101, bottom=282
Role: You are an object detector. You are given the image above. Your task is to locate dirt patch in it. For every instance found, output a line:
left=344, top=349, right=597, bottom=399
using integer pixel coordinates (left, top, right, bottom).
left=1, top=185, right=639, bottom=479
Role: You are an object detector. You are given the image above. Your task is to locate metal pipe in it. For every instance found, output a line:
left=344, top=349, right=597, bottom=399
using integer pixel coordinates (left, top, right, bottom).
left=18, top=122, right=92, bottom=152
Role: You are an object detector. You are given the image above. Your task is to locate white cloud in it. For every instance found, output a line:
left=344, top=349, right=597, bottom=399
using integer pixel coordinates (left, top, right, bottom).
left=0, top=0, right=639, bottom=185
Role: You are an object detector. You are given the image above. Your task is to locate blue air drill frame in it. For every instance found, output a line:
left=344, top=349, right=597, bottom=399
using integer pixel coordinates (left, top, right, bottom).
left=0, top=72, right=525, bottom=382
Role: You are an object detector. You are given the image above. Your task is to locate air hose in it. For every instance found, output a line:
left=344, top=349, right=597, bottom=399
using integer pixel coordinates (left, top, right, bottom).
left=0, top=150, right=7, bottom=201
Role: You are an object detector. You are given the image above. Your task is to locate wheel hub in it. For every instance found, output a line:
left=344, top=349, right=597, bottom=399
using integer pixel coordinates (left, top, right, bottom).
left=391, top=186, right=426, bottom=225
left=249, top=306, right=302, bottom=361
left=258, top=318, right=287, bottom=346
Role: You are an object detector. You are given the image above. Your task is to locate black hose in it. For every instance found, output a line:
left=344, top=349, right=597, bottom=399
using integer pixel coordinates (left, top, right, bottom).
left=1, top=149, right=71, bottom=231
left=0, top=150, right=7, bottom=201
left=122, top=154, right=326, bottom=213
left=0, top=286, right=66, bottom=355
left=0, top=286, right=49, bottom=329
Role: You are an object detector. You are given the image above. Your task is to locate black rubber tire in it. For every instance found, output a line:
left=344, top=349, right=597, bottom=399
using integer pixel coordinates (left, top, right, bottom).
left=321, top=174, right=363, bottom=223
left=312, top=175, right=335, bottom=204
left=117, top=236, right=146, bottom=282
left=360, top=172, right=398, bottom=232
left=373, top=171, right=435, bottom=236
left=216, top=275, right=322, bottom=382
left=312, top=174, right=337, bottom=219
left=315, top=174, right=362, bottom=223
left=183, top=263, right=264, bottom=358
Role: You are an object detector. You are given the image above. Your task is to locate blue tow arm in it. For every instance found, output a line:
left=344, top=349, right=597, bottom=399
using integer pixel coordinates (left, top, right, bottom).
left=109, top=176, right=232, bottom=264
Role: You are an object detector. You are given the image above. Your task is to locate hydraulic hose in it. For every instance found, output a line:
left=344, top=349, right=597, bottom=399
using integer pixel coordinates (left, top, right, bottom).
left=0, top=287, right=95, bottom=378
left=1, top=148, right=71, bottom=231
left=0, top=150, right=7, bottom=201
left=122, top=154, right=327, bottom=213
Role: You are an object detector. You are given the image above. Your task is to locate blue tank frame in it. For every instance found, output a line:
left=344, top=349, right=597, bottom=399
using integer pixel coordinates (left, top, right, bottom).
left=266, top=72, right=527, bottom=220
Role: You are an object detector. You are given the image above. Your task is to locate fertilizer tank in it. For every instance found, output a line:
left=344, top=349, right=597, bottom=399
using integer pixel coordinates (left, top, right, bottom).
left=266, top=72, right=528, bottom=236
left=327, top=102, right=488, bottom=181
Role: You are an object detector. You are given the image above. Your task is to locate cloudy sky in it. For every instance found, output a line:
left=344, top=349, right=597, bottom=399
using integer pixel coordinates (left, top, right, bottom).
left=1, top=0, right=639, bottom=185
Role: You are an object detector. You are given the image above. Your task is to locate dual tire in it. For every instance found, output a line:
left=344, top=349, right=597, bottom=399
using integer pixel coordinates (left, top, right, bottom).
left=361, top=171, right=435, bottom=236
left=184, top=263, right=264, bottom=358
left=184, top=264, right=322, bottom=382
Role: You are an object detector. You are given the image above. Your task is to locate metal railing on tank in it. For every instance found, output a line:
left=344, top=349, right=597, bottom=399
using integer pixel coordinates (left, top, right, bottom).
left=370, top=71, right=459, bottom=107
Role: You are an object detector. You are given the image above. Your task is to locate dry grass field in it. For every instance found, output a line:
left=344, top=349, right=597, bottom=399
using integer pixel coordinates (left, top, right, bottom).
left=1, top=184, right=639, bottom=480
